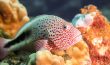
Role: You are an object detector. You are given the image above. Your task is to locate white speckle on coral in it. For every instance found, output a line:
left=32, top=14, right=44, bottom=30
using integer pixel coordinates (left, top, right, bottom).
left=65, top=60, right=73, bottom=65
left=98, top=46, right=108, bottom=56
left=92, top=37, right=108, bottom=56
left=92, top=37, right=103, bottom=46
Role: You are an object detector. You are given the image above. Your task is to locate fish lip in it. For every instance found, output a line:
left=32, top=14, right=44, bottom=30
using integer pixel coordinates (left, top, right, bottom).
left=73, top=33, right=82, bottom=40
left=71, top=34, right=82, bottom=45
left=60, top=34, right=82, bottom=50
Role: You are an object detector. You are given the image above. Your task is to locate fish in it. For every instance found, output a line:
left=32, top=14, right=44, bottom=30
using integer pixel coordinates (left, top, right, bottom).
left=2, top=15, right=82, bottom=59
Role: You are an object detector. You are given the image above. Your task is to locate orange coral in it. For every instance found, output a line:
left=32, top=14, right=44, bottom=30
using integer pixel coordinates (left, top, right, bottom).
left=77, top=5, right=110, bottom=65
left=36, top=40, right=91, bottom=65
left=36, top=50, right=65, bottom=65
left=0, top=0, right=29, bottom=38
left=66, top=40, right=91, bottom=65
left=80, top=5, right=100, bottom=14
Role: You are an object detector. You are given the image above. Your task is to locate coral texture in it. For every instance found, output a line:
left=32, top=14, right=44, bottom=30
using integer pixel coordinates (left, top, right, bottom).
left=36, top=40, right=91, bottom=65
left=73, top=5, right=110, bottom=65
left=0, top=0, right=29, bottom=38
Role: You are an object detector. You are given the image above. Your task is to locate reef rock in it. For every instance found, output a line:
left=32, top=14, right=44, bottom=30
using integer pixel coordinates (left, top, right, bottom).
left=72, top=5, right=110, bottom=65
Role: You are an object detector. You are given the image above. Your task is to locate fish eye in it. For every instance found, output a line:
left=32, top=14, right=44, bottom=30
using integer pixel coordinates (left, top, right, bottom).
left=63, top=21, right=73, bottom=30
left=63, top=25, right=70, bottom=30
left=63, top=25, right=67, bottom=29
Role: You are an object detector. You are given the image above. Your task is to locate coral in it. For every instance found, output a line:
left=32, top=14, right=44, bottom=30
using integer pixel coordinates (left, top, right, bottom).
left=36, top=50, right=65, bottom=65
left=0, top=0, right=29, bottom=60
left=72, top=5, right=110, bottom=65
left=66, top=40, right=91, bottom=65
left=35, top=39, right=91, bottom=65
left=0, top=0, right=29, bottom=38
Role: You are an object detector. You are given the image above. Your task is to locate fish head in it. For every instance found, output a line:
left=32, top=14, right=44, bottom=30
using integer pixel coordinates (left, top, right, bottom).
left=33, top=15, right=82, bottom=50
left=47, top=17, right=82, bottom=50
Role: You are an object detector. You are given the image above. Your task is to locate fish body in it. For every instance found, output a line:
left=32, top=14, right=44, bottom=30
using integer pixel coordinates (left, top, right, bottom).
left=30, top=15, right=82, bottom=50
left=4, top=15, right=82, bottom=51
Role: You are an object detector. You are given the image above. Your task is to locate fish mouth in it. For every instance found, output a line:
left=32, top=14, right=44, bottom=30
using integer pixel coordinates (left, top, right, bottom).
left=71, top=34, right=82, bottom=45
left=73, top=34, right=82, bottom=40
left=60, top=34, right=82, bottom=50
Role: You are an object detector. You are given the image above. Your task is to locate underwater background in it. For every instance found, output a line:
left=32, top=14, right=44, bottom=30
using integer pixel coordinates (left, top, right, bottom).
left=20, top=0, right=110, bottom=20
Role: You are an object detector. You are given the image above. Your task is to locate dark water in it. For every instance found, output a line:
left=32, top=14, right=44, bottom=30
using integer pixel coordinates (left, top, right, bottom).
left=19, top=0, right=110, bottom=21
